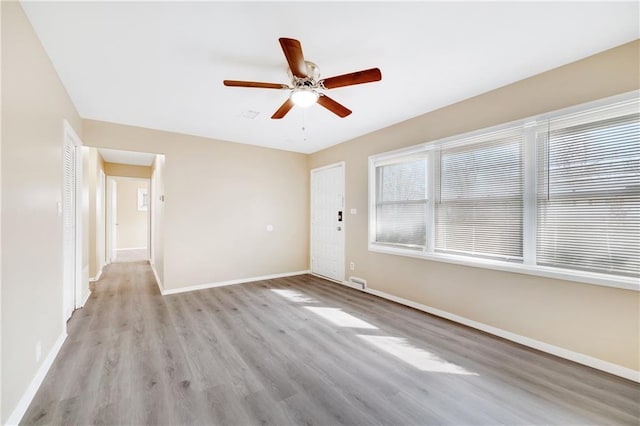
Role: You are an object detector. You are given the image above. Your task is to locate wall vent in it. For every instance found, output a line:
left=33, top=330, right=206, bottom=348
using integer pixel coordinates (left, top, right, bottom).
left=349, top=276, right=367, bottom=289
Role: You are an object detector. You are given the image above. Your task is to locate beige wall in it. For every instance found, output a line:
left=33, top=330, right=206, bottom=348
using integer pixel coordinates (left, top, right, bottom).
left=115, top=178, right=149, bottom=249
left=1, top=2, right=83, bottom=423
left=309, top=40, right=640, bottom=372
left=104, top=162, right=152, bottom=179
left=83, top=122, right=310, bottom=291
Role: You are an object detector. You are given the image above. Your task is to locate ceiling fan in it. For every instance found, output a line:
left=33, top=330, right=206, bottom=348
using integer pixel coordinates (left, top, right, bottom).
left=223, top=38, right=382, bottom=119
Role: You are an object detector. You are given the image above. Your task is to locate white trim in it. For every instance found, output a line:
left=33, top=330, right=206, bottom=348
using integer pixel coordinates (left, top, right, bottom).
left=98, top=169, right=107, bottom=273
left=310, top=272, right=357, bottom=288
left=522, top=121, right=537, bottom=266
left=332, top=281, right=639, bottom=383
left=79, top=289, right=92, bottom=308
left=106, top=177, right=116, bottom=264
left=116, top=247, right=148, bottom=251
left=62, top=120, right=84, bottom=323
left=161, top=270, right=311, bottom=296
left=309, top=161, right=346, bottom=174
left=5, top=331, right=68, bottom=426
left=89, top=266, right=103, bottom=282
left=151, top=263, right=164, bottom=294
left=73, top=141, right=83, bottom=312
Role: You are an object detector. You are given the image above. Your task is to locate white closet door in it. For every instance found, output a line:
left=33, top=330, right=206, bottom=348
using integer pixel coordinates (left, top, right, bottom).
left=311, top=163, right=345, bottom=282
left=62, top=139, right=76, bottom=321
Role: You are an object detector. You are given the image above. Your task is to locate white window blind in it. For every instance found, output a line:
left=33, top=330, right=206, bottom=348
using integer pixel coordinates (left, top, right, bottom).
left=369, top=93, right=639, bottom=288
left=536, top=100, right=640, bottom=277
left=435, top=128, right=524, bottom=260
left=375, top=158, right=427, bottom=248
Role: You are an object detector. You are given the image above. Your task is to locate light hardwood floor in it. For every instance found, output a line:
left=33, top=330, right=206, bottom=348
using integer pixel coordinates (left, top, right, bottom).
left=21, top=260, right=639, bottom=425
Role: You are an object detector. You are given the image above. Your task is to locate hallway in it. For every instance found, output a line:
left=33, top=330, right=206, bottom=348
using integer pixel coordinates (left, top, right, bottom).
left=113, top=248, right=148, bottom=263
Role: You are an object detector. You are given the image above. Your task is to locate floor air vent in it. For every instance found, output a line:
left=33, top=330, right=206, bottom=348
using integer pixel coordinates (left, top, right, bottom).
left=349, top=276, right=367, bottom=289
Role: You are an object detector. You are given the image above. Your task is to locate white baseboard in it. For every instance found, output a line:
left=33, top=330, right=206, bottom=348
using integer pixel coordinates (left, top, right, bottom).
left=161, top=270, right=311, bottom=296
left=150, top=263, right=164, bottom=294
left=78, top=289, right=92, bottom=309
left=311, top=273, right=362, bottom=290
left=334, top=281, right=639, bottom=383
left=89, top=266, right=103, bottom=282
left=5, top=331, right=68, bottom=426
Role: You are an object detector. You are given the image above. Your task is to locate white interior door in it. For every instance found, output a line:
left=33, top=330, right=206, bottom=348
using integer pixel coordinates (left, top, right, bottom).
left=62, top=137, right=76, bottom=321
left=311, top=162, right=345, bottom=282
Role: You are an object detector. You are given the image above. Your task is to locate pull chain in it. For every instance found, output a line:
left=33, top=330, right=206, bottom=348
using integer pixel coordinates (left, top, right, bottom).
left=302, top=108, right=307, bottom=142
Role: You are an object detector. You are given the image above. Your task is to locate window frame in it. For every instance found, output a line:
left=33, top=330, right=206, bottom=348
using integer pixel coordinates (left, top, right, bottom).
left=368, top=91, right=639, bottom=291
left=372, top=151, right=429, bottom=250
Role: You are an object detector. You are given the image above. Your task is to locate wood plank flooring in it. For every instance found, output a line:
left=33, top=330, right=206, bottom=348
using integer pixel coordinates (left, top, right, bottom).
left=21, top=260, right=639, bottom=425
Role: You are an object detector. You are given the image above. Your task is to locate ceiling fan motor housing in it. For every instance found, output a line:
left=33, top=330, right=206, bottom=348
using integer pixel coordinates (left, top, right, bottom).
left=288, top=61, right=321, bottom=88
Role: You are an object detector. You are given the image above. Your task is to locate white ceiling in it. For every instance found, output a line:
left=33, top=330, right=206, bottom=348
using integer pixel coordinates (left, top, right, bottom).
left=21, top=1, right=639, bottom=154
left=98, top=148, right=156, bottom=166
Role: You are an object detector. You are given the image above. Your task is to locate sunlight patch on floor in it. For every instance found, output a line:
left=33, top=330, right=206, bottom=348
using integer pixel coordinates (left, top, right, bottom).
left=305, top=306, right=378, bottom=329
left=358, top=335, right=478, bottom=375
left=270, top=289, right=317, bottom=303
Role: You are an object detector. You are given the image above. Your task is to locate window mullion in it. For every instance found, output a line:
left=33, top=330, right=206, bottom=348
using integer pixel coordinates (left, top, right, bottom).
left=523, top=122, right=537, bottom=265
left=426, top=150, right=436, bottom=253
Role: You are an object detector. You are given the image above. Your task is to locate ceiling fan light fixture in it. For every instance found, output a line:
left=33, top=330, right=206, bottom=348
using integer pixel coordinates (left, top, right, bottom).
left=290, top=88, right=318, bottom=108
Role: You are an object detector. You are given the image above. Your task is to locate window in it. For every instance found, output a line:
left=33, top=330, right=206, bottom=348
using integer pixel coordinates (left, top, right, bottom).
left=435, top=129, right=524, bottom=260
left=375, top=157, right=427, bottom=249
left=137, top=187, right=149, bottom=211
left=536, top=102, right=639, bottom=277
left=369, top=92, right=639, bottom=289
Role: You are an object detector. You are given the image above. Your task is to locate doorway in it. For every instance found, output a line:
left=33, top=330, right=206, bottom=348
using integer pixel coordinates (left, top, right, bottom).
left=310, top=162, right=345, bottom=282
left=107, top=176, right=150, bottom=263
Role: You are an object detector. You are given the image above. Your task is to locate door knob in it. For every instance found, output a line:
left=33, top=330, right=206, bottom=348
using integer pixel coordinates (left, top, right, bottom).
left=337, top=226, right=342, bottom=231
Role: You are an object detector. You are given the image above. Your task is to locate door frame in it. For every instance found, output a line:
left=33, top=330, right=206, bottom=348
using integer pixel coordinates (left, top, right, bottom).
left=310, top=161, right=346, bottom=282
left=149, top=167, right=155, bottom=265
left=97, top=169, right=107, bottom=271
left=106, top=176, right=117, bottom=263
left=62, top=120, right=83, bottom=323
left=106, top=176, right=151, bottom=263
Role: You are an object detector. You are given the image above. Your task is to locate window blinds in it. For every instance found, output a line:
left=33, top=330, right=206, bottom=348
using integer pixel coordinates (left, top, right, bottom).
left=435, top=129, right=524, bottom=260
left=537, top=100, right=640, bottom=277
left=375, top=159, right=427, bottom=248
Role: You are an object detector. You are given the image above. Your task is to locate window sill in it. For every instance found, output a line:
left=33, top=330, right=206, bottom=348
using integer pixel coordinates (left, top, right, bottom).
left=368, top=244, right=639, bottom=292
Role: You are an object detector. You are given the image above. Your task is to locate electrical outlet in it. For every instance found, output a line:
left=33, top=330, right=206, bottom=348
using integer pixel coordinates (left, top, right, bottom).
left=36, top=341, right=42, bottom=362
left=349, top=262, right=355, bottom=271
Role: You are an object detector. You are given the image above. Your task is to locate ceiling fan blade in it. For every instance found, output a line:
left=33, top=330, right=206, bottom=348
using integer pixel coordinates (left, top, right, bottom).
left=279, top=38, right=307, bottom=78
left=317, top=95, right=352, bottom=118
left=271, top=98, right=295, bottom=119
left=223, top=80, right=288, bottom=89
left=321, top=68, right=382, bottom=89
